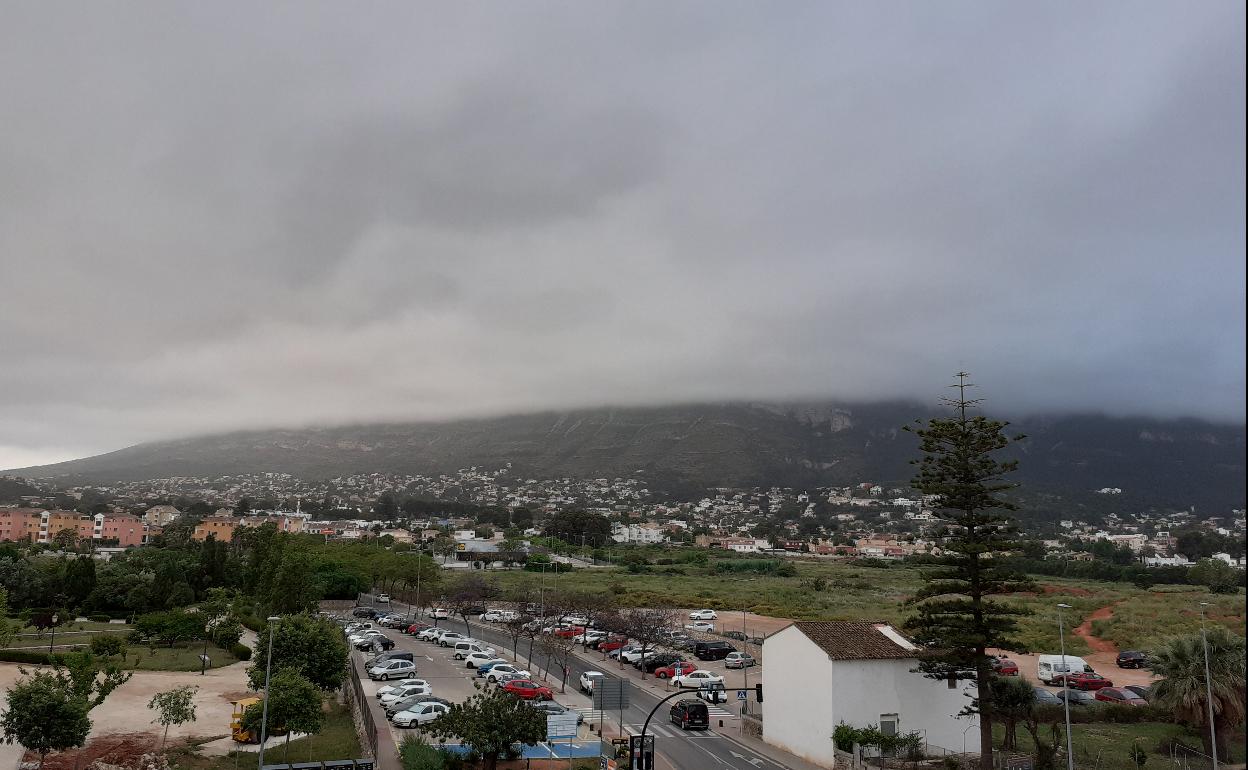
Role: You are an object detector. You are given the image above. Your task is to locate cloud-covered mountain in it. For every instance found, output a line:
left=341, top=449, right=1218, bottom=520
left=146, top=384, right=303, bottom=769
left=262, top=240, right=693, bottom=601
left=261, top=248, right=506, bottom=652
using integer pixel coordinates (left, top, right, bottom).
left=8, top=402, right=1244, bottom=516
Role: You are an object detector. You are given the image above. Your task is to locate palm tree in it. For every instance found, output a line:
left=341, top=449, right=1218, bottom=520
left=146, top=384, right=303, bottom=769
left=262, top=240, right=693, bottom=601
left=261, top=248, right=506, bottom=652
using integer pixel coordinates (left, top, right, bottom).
left=1148, top=626, right=1246, bottom=759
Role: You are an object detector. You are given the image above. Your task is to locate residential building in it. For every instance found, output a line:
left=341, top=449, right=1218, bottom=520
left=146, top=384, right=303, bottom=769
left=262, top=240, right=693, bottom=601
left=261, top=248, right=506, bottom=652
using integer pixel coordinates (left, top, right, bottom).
left=193, top=516, right=240, bottom=542
left=41, top=511, right=95, bottom=544
left=94, top=514, right=148, bottom=548
left=143, top=505, right=181, bottom=526
left=611, top=522, right=667, bottom=544
left=0, top=508, right=45, bottom=542
left=761, top=621, right=973, bottom=767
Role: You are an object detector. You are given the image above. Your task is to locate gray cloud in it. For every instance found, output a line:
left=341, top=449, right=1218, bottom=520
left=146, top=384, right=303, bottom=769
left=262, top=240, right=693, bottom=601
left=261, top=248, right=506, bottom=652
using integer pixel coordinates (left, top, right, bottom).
left=0, top=1, right=1243, bottom=467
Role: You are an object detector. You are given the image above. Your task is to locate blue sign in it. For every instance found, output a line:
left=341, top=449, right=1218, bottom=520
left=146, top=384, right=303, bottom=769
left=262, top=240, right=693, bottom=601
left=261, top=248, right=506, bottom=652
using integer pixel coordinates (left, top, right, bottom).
left=736, top=690, right=747, bottom=701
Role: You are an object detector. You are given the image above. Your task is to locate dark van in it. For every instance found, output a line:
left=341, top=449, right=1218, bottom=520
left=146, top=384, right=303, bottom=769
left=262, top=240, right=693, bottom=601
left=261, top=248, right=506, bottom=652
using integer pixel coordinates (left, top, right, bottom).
left=669, top=699, right=710, bottom=731
left=352, top=606, right=379, bottom=619
left=694, top=641, right=735, bottom=661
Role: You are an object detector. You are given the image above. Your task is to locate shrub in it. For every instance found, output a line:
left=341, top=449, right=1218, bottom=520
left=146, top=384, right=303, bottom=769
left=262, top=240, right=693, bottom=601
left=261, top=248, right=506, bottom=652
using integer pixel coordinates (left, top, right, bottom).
left=0, top=649, right=56, bottom=665
left=88, top=614, right=111, bottom=623
left=89, top=635, right=127, bottom=658
left=230, top=643, right=253, bottom=661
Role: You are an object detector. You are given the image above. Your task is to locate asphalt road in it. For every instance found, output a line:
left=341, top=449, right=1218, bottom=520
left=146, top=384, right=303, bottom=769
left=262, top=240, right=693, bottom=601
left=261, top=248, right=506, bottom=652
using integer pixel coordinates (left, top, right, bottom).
left=367, top=596, right=797, bottom=770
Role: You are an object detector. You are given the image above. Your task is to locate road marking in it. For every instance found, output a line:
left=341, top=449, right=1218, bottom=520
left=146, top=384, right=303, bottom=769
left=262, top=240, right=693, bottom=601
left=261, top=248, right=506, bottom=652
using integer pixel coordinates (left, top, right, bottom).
left=729, top=750, right=764, bottom=767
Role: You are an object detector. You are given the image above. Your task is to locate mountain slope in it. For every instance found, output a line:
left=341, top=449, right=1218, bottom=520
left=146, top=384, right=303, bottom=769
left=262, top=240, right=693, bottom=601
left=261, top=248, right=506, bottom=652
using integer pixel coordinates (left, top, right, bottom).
left=7, top=402, right=1245, bottom=513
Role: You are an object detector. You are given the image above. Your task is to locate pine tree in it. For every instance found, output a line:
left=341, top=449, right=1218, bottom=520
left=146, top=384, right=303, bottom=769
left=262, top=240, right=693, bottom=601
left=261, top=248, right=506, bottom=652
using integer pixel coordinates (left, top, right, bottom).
left=902, top=373, right=1035, bottom=769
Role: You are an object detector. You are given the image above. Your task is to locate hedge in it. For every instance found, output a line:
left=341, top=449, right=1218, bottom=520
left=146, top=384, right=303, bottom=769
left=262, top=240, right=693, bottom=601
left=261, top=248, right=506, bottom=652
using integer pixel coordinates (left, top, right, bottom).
left=88, top=614, right=112, bottom=623
left=0, top=649, right=57, bottom=665
left=231, top=643, right=253, bottom=661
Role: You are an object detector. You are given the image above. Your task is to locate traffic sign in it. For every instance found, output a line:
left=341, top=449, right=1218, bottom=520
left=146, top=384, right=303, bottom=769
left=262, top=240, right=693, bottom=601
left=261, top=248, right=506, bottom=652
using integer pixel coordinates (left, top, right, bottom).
left=736, top=690, right=747, bottom=701
left=547, top=712, right=579, bottom=740
left=593, top=678, right=630, bottom=710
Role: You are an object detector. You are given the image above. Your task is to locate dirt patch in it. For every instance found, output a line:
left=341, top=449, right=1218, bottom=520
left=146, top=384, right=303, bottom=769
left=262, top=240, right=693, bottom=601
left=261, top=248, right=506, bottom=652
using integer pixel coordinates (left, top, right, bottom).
left=1074, top=603, right=1119, bottom=654
left=30, top=733, right=159, bottom=770
left=1041, top=584, right=1093, bottom=597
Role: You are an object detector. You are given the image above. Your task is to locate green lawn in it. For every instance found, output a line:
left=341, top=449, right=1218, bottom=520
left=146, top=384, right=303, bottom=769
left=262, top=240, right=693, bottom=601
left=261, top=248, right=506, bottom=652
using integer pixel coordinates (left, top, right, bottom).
left=124, top=641, right=242, bottom=671
left=994, top=721, right=1246, bottom=769
left=172, top=700, right=361, bottom=770
left=481, top=560, right=1245, bottom=653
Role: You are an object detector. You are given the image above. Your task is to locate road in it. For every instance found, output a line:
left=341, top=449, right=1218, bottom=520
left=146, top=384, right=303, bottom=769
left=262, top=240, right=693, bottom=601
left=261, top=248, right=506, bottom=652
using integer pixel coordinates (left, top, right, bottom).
left=364, top=596, right=798, bottom=770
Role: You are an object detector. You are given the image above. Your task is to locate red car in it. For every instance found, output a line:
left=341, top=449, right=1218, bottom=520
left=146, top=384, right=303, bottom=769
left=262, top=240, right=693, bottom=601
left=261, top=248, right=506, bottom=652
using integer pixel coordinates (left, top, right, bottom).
left=991, top=657, right=1019, bottom=676
left=654, top=661, right=699, bottom=680
left=502, top=679, right=554, bottom=701
left=1052, top=672, right=1113, bottom=690
left=554, top=625, right=586, bottom=639
left=406, top=622, right=431, bottom=635
left=598, top=637, right=630, bottom=653
left=1095, top=687, right=1147, bottom=706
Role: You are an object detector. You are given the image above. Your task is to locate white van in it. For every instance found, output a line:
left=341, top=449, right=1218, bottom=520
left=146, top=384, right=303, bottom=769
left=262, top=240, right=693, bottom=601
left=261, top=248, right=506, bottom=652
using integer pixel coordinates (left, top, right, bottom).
left=453, top=641, right=496, bottom=660
left=1037, top=654, right=1091, bottom=684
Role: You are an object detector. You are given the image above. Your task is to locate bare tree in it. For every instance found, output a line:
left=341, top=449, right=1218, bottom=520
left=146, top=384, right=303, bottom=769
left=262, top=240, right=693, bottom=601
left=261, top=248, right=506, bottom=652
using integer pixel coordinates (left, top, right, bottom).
left=559, top=590, right=616, bottom=651
left=445, top=574, right=497, bottom=635
left=537, top=632, right=575, bottom=693
left=611, top=607, right=681, bottom=680
left=502, top=613, right=534, bottom=664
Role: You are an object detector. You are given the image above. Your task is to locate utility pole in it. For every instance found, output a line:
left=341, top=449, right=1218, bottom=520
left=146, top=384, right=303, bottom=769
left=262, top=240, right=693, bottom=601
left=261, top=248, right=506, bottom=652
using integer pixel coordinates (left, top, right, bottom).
left=257, top=616, right=281, bottom=770
left=1057, top=603, right=1074, bottom=770
left=1199, top=602, right=1219, bottom=769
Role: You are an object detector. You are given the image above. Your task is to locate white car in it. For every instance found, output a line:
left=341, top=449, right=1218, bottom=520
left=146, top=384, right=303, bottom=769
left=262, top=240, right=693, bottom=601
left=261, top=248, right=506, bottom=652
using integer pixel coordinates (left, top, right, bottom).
left=453, top=643, right=496, bottom=660
left=380, top=684, right=433, bottom=706
left=485, top=664, right=531, bottom=683
left=574, top=630, right=606, bottom=645
left=482, top=610, right=505, bottom=622
left=437, top=632, right=466, bottom=647
left=689, top=609, right=718, bottom=621
left=348, top=630, right=384, bottom=645
left=416, top=627, right=444, bottom=642
left=579, top=670, right=604, bottom=694
left=427, top=608, right=450, bottom=619
left=463, top=652, right=503, bottom=669
left=685, top=621, right=715, bottom=632
left=620, top=647, right=649, bottom=664
left=672, top=670, right=725, bottom=689
left=376, top=594, right=391, bottom=604
left=367, top=659, right=416, bottom=681
left=561, top=615, right=590, bottom=626
left=391, top=701, right=449, bottom=728
left=376, top=679, right=431, bottom=699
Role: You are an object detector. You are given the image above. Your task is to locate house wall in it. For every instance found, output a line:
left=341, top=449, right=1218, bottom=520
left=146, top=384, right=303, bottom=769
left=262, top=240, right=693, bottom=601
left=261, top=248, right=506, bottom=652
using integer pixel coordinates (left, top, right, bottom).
left=761, top=626, right=836, bottom=767
left=829, top=659, right=974, bottom=754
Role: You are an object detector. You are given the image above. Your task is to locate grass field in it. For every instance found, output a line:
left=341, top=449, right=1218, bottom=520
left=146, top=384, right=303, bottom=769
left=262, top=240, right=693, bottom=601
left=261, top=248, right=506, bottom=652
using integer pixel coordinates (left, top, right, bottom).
left=993, top=721, right=1246, bottom=769
left=172, top=700, right=361, bottom=770
left=3, top=621, right=242, bottom=670
left=481, top=560, right=1245, bottom=654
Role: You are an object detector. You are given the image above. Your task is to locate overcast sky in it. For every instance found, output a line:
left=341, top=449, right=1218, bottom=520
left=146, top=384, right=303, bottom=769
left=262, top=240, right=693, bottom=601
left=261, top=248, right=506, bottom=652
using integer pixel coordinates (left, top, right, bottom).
left=1, top=2, right=1244, bottom=469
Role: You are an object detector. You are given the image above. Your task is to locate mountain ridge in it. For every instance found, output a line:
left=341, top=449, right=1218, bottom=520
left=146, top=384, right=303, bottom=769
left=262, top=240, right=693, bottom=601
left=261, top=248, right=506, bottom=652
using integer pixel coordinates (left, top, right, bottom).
left=7, top=401, right=1245, bottom=513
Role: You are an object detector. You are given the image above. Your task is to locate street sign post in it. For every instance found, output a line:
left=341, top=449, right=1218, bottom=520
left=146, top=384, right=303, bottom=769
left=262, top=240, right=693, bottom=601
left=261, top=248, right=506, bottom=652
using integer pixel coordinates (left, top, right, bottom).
left=628, top=734, right=654, bottom=770
left=547, top=712, right=579, bottom=741
left=736, top=690, right=747, bottom=701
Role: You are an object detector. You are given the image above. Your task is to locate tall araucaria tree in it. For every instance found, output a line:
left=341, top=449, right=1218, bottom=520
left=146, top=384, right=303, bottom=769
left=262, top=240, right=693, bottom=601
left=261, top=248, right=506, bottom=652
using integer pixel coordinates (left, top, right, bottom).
left=902, top=373, right=1035, bottom=770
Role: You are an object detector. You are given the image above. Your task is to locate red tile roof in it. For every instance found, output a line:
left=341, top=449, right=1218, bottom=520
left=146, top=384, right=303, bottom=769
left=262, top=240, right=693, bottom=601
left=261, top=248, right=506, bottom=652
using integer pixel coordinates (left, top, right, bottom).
left=791, top=621, right=918, bottom=660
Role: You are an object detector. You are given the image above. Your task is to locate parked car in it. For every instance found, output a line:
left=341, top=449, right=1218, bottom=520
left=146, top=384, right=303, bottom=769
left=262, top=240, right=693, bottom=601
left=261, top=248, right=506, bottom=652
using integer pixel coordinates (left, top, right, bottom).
left=380, top=683, right=434, bottom=706
left=494, top=671, right=530, bottom=685
left=685, top=621, right=715, bottom=633
left=1095, top=687, right=1148, bottom=706
left=352, top=607, right=378, bottom=619
left=482, top=610, right=505, bottom=622
left=344, top=622, right=372, bottom=633
left=653, top=661, right=698, bottom=680
left=437, top=632, right=467, bottom=647
left=376, top=678, right=430, bottom=699
left=669, top=699, right=710, bottom=730
left=365, top=651, right=415, bottom=670
left=1037, top=654, right=1091, bottom=684
left=619, top=647, right=648, bottom=665
left=689, top=609, right=718, bottom=621
left=464, top=652, right=503, bottom=669
left=355, top=634, right=388, bottom=650
left=561, top=615, right=590, bottom=626
left=416, top=627, right=444, bottom=642
left=554, top=625, right=586, bottom=639
left=427, top=608, right=450, bottom=619
left=1033, top=688, right=1062, bottom=705
left=641, top=654, right=686, bottom=674
left=1123, top=685, right=1152, bottom=701
left=1057, top=689, right=1099, bottom=707
left=368, top=659, right=417, bottom=681
left=598, top=637, right=629, bottom=653
left=991, top=656, right=1019, bottom=676
left=391, top=701, right=449, bottom=728
left=386, top=695, right=451, bottom=717
left=722, top=630, right=747, bottom=641
left=697, top=682, right=729, bottom=704
left=405, top=622, right=430, bottom=635
left=528, top=701, right=584, bottom=724
left=1052, top=672, right=1113, bottom=690
left=671, top=670, right=725, bottom=689
left=1116, top=650, right=1147, bottom=669
left=724, top=652, right=756, bottom=669
left=453, top=641, right=496, bottom=660
left=579, top=671, right=605, bottom=694
left=376, top=594, right=391, bottom=604
left=502, top=679, right=554, bottom=701
left=476, top=660, right=510, bottom=676
left=369, top=637, right=396, bottom=653
left=574, top=630, right=607, bottom=645
left=693, top=641, right=735, bottom=661
left=485, top=664, right=531, bottom=683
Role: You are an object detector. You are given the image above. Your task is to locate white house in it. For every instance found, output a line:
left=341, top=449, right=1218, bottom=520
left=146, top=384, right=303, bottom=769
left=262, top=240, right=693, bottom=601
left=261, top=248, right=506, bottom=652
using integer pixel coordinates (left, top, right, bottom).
left=761, top=621, right=974, bottom=767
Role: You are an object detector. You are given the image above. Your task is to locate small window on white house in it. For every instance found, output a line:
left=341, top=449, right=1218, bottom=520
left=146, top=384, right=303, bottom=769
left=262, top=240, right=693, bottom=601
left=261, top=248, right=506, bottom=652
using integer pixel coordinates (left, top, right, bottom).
left=879, top=715, right=898, bottom=737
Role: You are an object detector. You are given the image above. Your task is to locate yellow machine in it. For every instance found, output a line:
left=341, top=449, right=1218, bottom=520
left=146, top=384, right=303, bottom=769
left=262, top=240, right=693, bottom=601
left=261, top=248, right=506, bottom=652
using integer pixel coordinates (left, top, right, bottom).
left=230, top=697, right=262, bottom=743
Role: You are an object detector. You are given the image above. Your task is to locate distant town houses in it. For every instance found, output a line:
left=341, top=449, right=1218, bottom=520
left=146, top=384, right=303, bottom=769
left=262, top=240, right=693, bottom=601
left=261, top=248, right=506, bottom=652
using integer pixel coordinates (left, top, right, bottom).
left=0, top=507, right=161, bottom=547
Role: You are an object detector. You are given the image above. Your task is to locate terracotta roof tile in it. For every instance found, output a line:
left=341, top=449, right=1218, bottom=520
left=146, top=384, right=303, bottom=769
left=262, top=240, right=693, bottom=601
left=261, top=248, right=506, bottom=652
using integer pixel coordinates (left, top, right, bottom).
left=791, top=621, right=918, bottom=660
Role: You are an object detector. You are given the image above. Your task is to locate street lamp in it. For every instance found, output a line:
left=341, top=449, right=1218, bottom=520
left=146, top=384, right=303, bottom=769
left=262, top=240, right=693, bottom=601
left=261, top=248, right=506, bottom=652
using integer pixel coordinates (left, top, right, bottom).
left=256, top=616, right=281, bottom=770
left=741, top=608, right=749, bottom=692
left=48, top=613, right=59, bottom=654
left=1199, top=602, right=1219, bottom=769
left=1057, top=603, right=1074, bottom=770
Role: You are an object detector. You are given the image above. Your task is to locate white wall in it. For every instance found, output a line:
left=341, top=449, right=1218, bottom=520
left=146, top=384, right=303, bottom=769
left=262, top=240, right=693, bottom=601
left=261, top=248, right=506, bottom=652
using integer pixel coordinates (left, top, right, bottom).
left=761, top=626, right=836, bottom=767
left=830, top=659, right=976, bottom=754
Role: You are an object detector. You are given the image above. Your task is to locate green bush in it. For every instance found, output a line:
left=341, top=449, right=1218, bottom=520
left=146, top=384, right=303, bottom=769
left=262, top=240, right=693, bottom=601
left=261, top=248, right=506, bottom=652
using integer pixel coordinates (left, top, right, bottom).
left=0, top=649, right=56, bottom=665
left=88, top=614, right=111, bottom=623
left=89, top=634, right=127, bottom=658
left=231, top=642, right=253, bottom=661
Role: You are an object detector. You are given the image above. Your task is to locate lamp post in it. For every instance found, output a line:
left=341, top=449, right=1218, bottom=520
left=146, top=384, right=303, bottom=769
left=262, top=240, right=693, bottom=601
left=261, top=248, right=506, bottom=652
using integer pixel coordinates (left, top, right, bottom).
left=1057, top=603, right=1074, bottom=770
left=1199, top=602, right=1219, bottom=769
left=200, top=634, right=209, bottom=676
left=741, top=608, right=749, bottom=692
left=48, top=613, right=59, bottom=654
left=256, top=616, right=281, bottom=770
